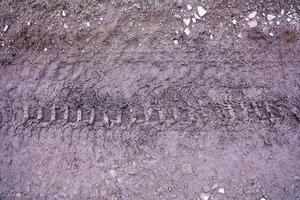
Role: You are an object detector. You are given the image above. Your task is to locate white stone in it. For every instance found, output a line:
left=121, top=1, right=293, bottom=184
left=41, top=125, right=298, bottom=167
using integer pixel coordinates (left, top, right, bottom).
left=248, top=11, right=257, bottom=19
left=173, top=40, right=179, bottom=46
left=218, top=188, right=225, bottom=193
left=84, top=22, right=91, bottom=27
left=232, top=19, right=237, bottom=25
left=184, top=27, right=191, bottom=36
left=267, top=14, right=276, bottom=21
left=27, top=22, right=31, bottom=26
left=237, top=33, right=243, bottom=38
left=197, top=6, right=207, bottom=17
left=63, top=24, right=69, bottom=29
left=281, top=9, right=285, bottom=15
left=269, top=32, right=274, bottom=37
left=192, top=17, right=197, bottom=23
left=174, top=13, right=181, bottom=19
left=276, top=21, right=280, bottom=25
left=194, top=13, right=201, bottom=20
left=199, top=193, right=210, bottom=200
left=187, top=5, right=192, bottom=11
left=183, top=18, right=191, bottom=26
left=287, top=18, right=292, bottom=22
left=43, top=48, right=48, bottom=52
left=248, top=20, right=258, bottom=28
left=3, top=24, right=9, bottom=32
left=260, top=198, right=266, bottom=200
left=61, top=10, right=67, bottom=17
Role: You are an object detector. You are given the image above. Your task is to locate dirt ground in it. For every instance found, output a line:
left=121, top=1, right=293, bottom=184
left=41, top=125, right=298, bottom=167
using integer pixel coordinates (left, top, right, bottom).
left=0, top=0, right=300, bottom=199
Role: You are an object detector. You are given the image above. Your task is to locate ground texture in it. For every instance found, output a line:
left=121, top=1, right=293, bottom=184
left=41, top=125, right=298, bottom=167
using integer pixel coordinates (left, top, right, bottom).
left=0, top=0, right=300, bottom=199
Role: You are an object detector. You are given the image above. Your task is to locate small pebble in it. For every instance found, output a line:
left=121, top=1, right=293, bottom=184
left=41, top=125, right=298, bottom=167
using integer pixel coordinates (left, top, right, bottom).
left=248, top=11, right=257, bottom=19
left=248, top=20, right=258, bottom=28
left=184, top=27, right=191, bottom=36
left=174, top=13, right=181, bottom=19
left=267, top=14, right=276, bottom=21
left=269, top=32, right=274, bottom=37
left=210, top=184, right=219, bottom=190
left=84, top=22, right=91, bottom=27
left=199, top=193, right=210, bottom=200
left=177, top=0, right=183, bottom=7
left=237, top=33, right=243, bottom=38
left=197, top=6, right=207, bottom=17
left=173, top=40, right=179, bottom=46
left=218, top=188, right=225, bottom=194
left=3, top=24, right=9, bottom=32
left=109, top=169, right=117, bottom=177
left=187, top=5, right=192, bottom=11
left=232, top=19, right=237, bottom=25
left=182, top=163, right=192, bottom=174
left=61, top=10, right=67, bottom=17
left=183, top=18, right=191, bottom=26
left=203, top=185, right=210, bottom=193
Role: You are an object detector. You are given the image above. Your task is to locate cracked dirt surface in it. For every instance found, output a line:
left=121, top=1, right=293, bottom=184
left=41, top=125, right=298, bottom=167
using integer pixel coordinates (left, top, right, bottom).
left=0, top=0, right=300, bottom=199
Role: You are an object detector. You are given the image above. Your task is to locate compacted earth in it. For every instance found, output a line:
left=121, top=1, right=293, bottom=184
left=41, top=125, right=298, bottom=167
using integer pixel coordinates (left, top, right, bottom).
left=0, top=0, right=299, bottom=199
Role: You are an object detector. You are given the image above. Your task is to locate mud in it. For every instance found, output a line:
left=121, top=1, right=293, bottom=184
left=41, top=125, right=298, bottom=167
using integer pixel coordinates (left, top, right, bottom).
left=0, top=0, right=300, bottom=200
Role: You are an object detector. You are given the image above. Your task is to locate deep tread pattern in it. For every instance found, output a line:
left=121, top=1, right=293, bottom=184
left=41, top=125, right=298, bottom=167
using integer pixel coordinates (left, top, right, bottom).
left=2, top=95, right=299, bottom=133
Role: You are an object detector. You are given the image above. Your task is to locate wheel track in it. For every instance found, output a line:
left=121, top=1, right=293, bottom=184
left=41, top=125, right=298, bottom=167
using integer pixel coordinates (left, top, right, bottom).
left=1, top=94, right=298, bottom=132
